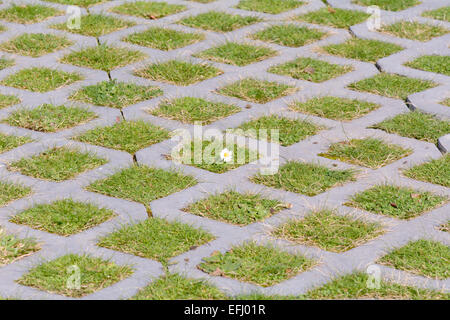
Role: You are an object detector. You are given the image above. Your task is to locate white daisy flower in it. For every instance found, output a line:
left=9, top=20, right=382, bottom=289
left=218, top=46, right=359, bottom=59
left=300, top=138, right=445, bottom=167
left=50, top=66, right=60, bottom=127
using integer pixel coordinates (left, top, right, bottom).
left=220, top=148, right=233, bottom=163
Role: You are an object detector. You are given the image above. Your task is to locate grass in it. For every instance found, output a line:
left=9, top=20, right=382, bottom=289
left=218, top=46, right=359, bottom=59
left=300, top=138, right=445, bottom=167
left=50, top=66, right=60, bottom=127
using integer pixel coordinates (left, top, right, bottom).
left=61, top=45, right=146, bottom=72
left=0, top=94, right=20, bottom=109
left=9, top=147, right=107, bottom=182
left=110, top=1, right=185, bottom=19
left=183, top=190, right=288, bottom=225
left=86, top=165, right=197, bottom=204
left=217, top=78, right=297, bottom=104
left=0, top=4, right=62, bottom=24
left=268, top=57, right=353, bottom=83
left=0, top=33, right=72, bottom=57
left=319, top=138, right=412, bottom=169
left=135, top=60, right=222, bottom=86
left=151, top=97, right=240, bottom=125
left=75, top=120, right=169, bottom=154
left=0, top=58, right=14, bottom=71
left=10, top=199, right=116, bottom=236
left=304, top=272, right=449, bottom=299
left=17, top=254, right=133, bottom=297
left=274, top=209, right=383, bottom=252
left=403, top=155, right=450, bottom=187
left=379, top=240, right=450, bottom=279
left=70, top=80, right=162, bottom=109
left=231, top=115, right=323, bottom=146
left=381, top=21, right=448, bottom=41
left=236, top=0, right=304, bottom=14
left=295, top=7, right=370, bottom=29
left=42, top=0, right=110, bottom=8
left=198, top=242, right=315, bottom=287
left=1, top=67, right=82, bottom=93
left=4, top=104, right=96, bottom=133
left=0, top=133, right=32, bottom=154
left=0, top=228, right=40, bottom=266
left=348, top=73, right=437, bottom=100
left=132, top=274, right=226, bottom=300
left=0, top=181, right=31, bottom=207
left=98, top=218, right=214, bottom=264
left=346, top=185, right=447, bottom=220
left=125, top=27, right=204, bottom=51
left=442, top=98, right=450, bottom=107
left=371, top=111, right=450, bottom=143
left=51, top=14, right=135, bottom=37
left=252, top=24, right=326, bottom=48
left=322, top=38, right=403, bottom=63
left=439, top=222, right=449, bottom=233
left=290, top=96, right=380, bottom=121
left=179, top=11, right=260, bottom=33
left=352, top=0, right=420, bottom=12
left=251, top=161, right=355, bottom=196
left=405, top=55, right=450, bottom=76
left=195, top=42, right=277, bottom=66
left=422, top=6, right=450, bottom=22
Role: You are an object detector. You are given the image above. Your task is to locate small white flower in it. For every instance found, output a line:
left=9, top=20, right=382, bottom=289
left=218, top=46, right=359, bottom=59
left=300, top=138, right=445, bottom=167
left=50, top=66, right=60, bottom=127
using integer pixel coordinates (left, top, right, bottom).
left=220, top=148, right=233, bottom=163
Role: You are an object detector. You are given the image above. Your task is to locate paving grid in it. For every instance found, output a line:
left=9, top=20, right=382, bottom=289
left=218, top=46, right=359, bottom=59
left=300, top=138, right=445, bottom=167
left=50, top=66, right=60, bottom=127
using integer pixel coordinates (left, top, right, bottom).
left=0, top=0, right=448, bottom=299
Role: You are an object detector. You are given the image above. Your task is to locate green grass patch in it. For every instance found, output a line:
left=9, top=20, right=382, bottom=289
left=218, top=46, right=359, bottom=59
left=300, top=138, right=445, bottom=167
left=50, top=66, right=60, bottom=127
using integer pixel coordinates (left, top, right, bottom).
left=125, top=27, right=204, bottom=51
left=371, top=111, right=450, bottom=143
left=86, top=165, right=197, bottom=204
left=296, top=7, right=370, bottom=29
left=352, top=0, right=420, bottom=11
left=110, top=1, right=185, bottom=19
left=17, top=254, right=132, bottom=297
left=198, top=242, right=315, bottom=287
left=195, top=42, right=277, bottom=66
left=348, top=73, right=437, bottom=100
left=0, top=58, right=14, bottom=70
left=0, top=33, right=72, bottom=57
left=0, top=133, right=32, bottom=154
left=98, top=218, right=214, bottom=264
left=9, top=147, right=106, bottom=182
left=75, top=120, right=169, bottom=154
left=236, top=0, right=304, bottom=14
left=405, top=55, right=450, bottom=76
left=403, top=155, right=450, bottom=187
left=1, top=67, right=82, bottom=92
left=381, top=21, right=448, bottom=41
left=135, top=60, right=222, bottom=86
left=42, top=0, right=109, bottom=8
left=379, top=240, right=450, bottom=279
left=179, top=11, right=260, bottom=33
left=422, top=6, right=450, bottom=22
left=274, top=209, right=383, bottom=252
left=269, top=57, right=352, bottom=83
left=251, top=161, right=355, bottom=196
left=4, top=104, right=96, bottom=133
left=217, top=78, right=297, bottom=104
left=0, top=228, right=40, bottom=266
left=70, top=80, right=162, bottom=109
left=439, top=222, right=449, bottom=233
left=346, top=185, right=447, bottom=220
left=0, top=4, right=62, bottom=24
left=151, top=97, right=240, bottom=125
left=252, top=24, right=326, bottom=48
left=0, top=181, right=31, bottom=207
left=11, top=199, right=115, bottom=236
left=0, top=94, right=20, bottom=109
left=443, top=98, right=450, bottom=107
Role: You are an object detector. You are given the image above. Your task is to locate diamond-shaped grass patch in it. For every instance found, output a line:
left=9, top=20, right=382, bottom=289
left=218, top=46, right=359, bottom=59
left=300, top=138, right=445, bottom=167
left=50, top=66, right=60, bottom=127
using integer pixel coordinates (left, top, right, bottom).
left=295, top=8, right=370, bottom=29
left=11, top=199, right=116, bottom=236
left=231, top=115, right=323, bottom=146
left=1, top=67, right=82, bottom=93
left=217, top=78, right=297, bottom=104
left=198, top=241, right=315, bottom=287
left=379, top=240, right=450, bottom=279
left=0, top=228, right=40, bottom=267
left=348, top=73, right=437, bottom=100
left=70, top=80, right=162, bottom=109
left=17, top=254, right=133, bottom=297
left=151, top=97, right=240, bottom=125
left=439, top=222, right=449, bottom=233
left=346, top=185, right=447, bottom=220
left=251, top=161, right=355, bottom=196
left=0, top=58, right=14, bottom=71
left=0, top=181, right=31, bottom=208
left=380, top=21, right=448, bottom=41
left=269, top=57, right=353, bottom=83
left=0, top=133, right=32, bottom=154
left=353, top=0, right=420, bottom=12
left=273, top=209, right=383, bottom=252
left=179, top=11, right=260, bottom=33
left=422, top=6, right=450, bottom=22
left=9, top=147, right=107, bottom=182
left=98, top=218, right=214, bottom=264
left=110, top=1, right=185, bottom=19
left=183, top=190, right=289, bottom=226
left=86, top=165, right=197, bottom=204
left=195, top=42, right=277, bottom=66
left=403, top=155, right=450, bottom=187
left=236, top=0, right=304, bottom=15
left=42, top=0, right=110, bottom=8
left=0, top=94, right=20, bottom=110
left=135, top=60, right=222, bottom=86
left=405, top=55, right=450, bottom=76
left=252, top=24, right=327, bottom=48
left=4, top=104, right=96, bottom=133
left=319, top=138, right=412, bottom=169
left=61, top=45, right=146, bottom=72
left=75, top=120, right=169, bottom=154
left=0, top=33, right=73, bottom=58
left=0, top=4, right=63, bottom=24
left=125, top=27, right=204, bottom=51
